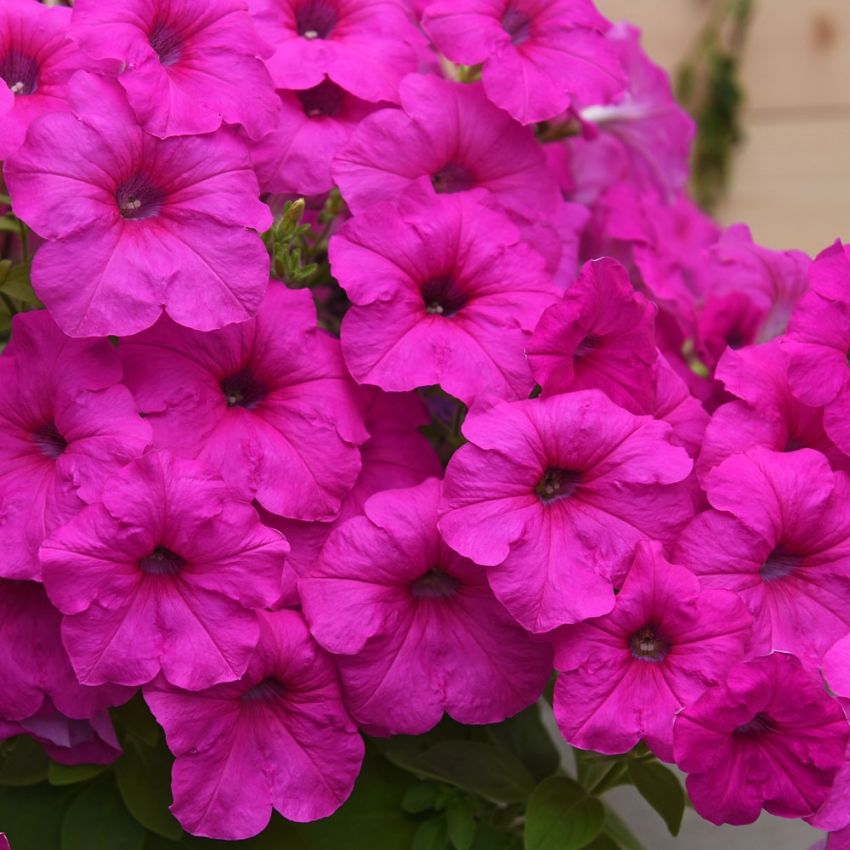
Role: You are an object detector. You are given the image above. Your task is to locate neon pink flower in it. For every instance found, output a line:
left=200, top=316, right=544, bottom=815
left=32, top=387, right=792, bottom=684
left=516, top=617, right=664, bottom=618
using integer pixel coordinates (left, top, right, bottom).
left=247, top=0, right=423, bottom=102
left=0, top=312, right=150, bottom=581
left=300, top=479, right=551, bottom=735
left=146, top=609, right=363, bottom=840
left=261, top=387, right=441, bottom=604
left=252, top=78, right=377, bottom=196
left=527, top=257, right=657, bottom=412
left=0, top=0, right=90, bottom=160
left=119, top=285, right=368, bottom=521
left=553, top=541, right=751, bottom=761
left=652, top=355, right=710, bottom=458
left=71, top=0, right=280, bottom=139
left=698, top=341, right=850, bottom=478
left=439, top=390, right=694, bottom=632
left=781, top=241, right=850, bottom=455
left=578, top=23, right=694, bottom=200
left=0, top=580, right=130, bottom=725
left=676, top=447, right=850, bottom=665
left=4, top=71, right=272, bottom=337
left=40, top=452, right=288, bottom=690
left=333, top=74, right=561, bottom=223
left=331, top=188, right=557, bottom=404
left=673, top=653, right=849, bottom=825
left=422, top=0, right=624, bottom=124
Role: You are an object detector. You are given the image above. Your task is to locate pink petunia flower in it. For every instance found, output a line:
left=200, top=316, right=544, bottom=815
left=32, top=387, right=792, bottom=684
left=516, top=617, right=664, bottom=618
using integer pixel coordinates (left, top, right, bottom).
left=673, top=653, right=849, bottom=825
left=333, top=74, right=561, bottom=223
left=0, top=311, right=150, bottom=581
left=527, top=257, right=657, bottom=412
left=40, top=451, right=288, bottom=690
left=553, top=541, right=751, bottom=761
left=781, top=241, right=850, bottom=455
left=252, top=78, right=378, bottom=196
left=261, top=387, right=442, bottom=605
left=119, top=284, right=368, bottom=521
left=71, top=0, right=280, bottom=139
left=146, top=608, right=364, bottom=840
left=247, top=0, right=423, bottom=102
left=422, top=0, right=624, bottom=125
left=697, top=340, right=850, bottom=479
left=0, top=0, right=92, bottom=160
left=438, top=390, right=694, bottom=632
left=300, top=478, right=551, bottom=734
left=4, top=71, right=272, bottom=337
left=0, top=580, right=130, bottom=726
left=331, top=187, right=558, bottom=405
left=652, top=354, right=710, bottom=458
left=676, top=447, right=850, bottom=666
left=577, top=23, right=693, bottom=201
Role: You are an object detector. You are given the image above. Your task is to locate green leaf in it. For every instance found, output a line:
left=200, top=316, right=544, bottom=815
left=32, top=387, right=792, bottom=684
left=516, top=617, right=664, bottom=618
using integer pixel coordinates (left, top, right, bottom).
left=0, top=782, right=76, bottom=849
left=583, top=837, right=620, bottom=850
left=485, top=704, right=560, bottom=782
left=469, top=824, right=521, bottom=850
left=600, top=806, right=646, bottom=850
left=412, top=817, right=448, bottom=850
left=259, top=749, right=419, bottom=850
left=0, top=263, right=40, bottom=305
left=523, top=777, right=604, bottom=850
left=112, top=694, right=162, bottom=747
left=402, top=782, right=441, bottom=814
left=0, top=736, right=49, bottom=786
left=446, top=801, right=476, bottom=850
left=62, top=779, right=146, bottom=850
left=626, top=760, right=685, bottom=836
left=48, top=761, right=108, bottom=786
left=415, top=742, right=536, bottom=804
left=116, top=739, right=183, bottom=840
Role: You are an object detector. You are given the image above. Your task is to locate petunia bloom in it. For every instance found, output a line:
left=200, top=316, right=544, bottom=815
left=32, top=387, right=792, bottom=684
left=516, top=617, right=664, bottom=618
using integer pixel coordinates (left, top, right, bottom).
left=4, top=71, right=272, bottom=337
left=673, top=653, right=849, bottom=825
left=71, top=0, right=280, bottom=139
left=676, top=447, right=850, bottom=666
left=0, top=311, right=150, bottom=581
left=146, top=609, right=364, bottom=840
left=422, top=0, right=624, bottom=124
left=439, top=390, right=694, bottom=632
left=553, top=541, right=751, bottom=761
left=331, top=187, right=558, bottom=405
left=300, top=479, right=552, bottom=735
left=247, top=0, right=423, bottom=102
left=40, top=451, right=288, bottom=690
left=780, top=241, right=850, bottom=455
left=0, top=0, right=92, bottom=160
left=119, top=284, right=368, bottom=521
left=527, top=257, right=657, bottom=412
left=252, top=78, right=377, bottom=196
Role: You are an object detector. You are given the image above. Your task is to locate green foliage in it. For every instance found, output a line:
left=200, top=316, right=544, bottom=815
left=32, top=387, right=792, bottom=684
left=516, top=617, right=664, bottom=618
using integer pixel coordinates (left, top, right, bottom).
left=524, top=777, right=604, bottom=850
left=62, top=779, right=147, bottom=850
left=626, top=760, right=686, bottom=836
left=0, top=736, right=49, bottom=787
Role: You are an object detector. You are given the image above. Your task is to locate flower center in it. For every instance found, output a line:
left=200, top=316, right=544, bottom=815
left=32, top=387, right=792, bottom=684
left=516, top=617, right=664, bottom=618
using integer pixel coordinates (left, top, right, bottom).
left=431, top=162, right=475, bottom=194
left=138, top=546, right=185, bottom=576
left=296, top=79, right=344, bottom=117
left=240, top=677, right=286, bottom=703
left=116, top=175, right=166, bottom=220
left=536, top=468, right=581, bottom=504
left=411, top=569, right=460, bottom=600
left=148, top=21, right=182, bottom=66
left=0, top=50, right=39, bottom=96
left=501, top=5, right=533, bottom=46
left=759, top=546, right=801, bottom=582
left=32, top=422, right=67, bottom=459
left=734, top=712, right=775, bottom=736
left=421, top=276, right=467, bottom=317
left=575, top=334, right=602, bottom=359
left=295, top=0, right=338, bottom=39
left=628, top=625, right=670, bottom=663
left=221, top=370, right=268, bottom=409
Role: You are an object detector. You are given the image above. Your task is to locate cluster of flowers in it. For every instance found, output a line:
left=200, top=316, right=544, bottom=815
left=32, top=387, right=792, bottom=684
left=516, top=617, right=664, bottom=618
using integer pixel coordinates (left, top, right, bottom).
left=1, top=0, right=849, bottom=845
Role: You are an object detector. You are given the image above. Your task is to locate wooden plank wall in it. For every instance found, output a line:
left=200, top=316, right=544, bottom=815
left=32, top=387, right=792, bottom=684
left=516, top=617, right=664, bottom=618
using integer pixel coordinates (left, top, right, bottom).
left=596, top=0, right=850, bottom=255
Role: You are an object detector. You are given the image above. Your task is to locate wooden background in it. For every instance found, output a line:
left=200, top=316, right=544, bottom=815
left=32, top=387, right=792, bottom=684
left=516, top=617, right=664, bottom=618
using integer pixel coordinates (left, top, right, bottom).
left=596, top=0, right=850, bottom=255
